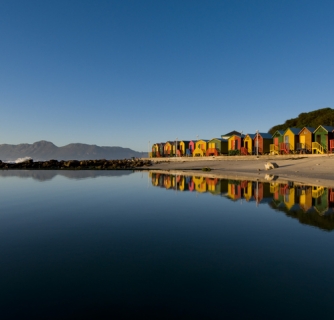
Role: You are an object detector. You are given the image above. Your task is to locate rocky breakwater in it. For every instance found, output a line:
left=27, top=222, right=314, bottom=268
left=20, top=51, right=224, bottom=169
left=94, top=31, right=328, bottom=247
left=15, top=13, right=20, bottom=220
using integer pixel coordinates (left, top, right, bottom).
left=0, top=159, right=152, bottom=170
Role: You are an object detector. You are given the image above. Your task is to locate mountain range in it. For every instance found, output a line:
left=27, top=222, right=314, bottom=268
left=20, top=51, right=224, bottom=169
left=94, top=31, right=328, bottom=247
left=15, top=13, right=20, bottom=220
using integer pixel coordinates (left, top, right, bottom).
left=0, top=141, right=147, bottom=161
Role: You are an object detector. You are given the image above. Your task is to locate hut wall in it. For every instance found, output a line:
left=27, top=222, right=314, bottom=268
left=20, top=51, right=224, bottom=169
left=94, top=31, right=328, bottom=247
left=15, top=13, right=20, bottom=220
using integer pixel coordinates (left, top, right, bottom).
left=263, top=139, right=271, bottom=153
left=284, top=129, right=299, bottom=151
left=244, top=136, right=253, bottom=154
left=299, top=129, right=313, bottom=153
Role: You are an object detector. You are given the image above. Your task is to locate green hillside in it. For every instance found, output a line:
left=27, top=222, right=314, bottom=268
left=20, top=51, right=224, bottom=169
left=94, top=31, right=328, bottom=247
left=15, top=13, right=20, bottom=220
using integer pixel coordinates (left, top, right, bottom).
left=268, top=108, right=334, bottom=135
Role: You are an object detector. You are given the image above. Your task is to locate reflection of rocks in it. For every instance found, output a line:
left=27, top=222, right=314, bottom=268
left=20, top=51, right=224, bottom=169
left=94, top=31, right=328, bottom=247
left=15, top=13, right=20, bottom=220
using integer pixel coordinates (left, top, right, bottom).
left=0, top=170, right=134, bottom=181
left=0, top=159, right=152, bottom=170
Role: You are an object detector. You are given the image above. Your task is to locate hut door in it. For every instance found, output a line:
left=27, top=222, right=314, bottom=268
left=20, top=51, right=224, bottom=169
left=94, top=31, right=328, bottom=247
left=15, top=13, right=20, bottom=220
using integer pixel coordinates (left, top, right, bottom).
left=285, top=135, right=289, bottom=144
left=274, top=137, right=278, bottom=146
left=316, top=135, right=321, bottom=144
left=235, top=140, right=238, bottom=150
left=300, top=135, right=305, bottom=148
left=245, top=141, right=248, bottom=149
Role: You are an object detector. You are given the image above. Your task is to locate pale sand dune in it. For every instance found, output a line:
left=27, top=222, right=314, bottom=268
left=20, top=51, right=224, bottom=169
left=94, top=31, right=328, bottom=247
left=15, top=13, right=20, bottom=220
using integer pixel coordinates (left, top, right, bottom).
left=146, top=154, right=334, bottom=187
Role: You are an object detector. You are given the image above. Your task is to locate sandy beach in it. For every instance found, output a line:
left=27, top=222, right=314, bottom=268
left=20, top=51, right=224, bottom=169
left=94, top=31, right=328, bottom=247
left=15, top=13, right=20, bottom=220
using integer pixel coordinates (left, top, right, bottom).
left=144, top=154, right=334, bottom=187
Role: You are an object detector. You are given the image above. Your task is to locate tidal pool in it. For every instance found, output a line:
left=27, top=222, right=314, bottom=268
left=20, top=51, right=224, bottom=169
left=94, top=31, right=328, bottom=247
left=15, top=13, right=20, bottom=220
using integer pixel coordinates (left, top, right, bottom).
left=1, top=170, right=334, bottom=319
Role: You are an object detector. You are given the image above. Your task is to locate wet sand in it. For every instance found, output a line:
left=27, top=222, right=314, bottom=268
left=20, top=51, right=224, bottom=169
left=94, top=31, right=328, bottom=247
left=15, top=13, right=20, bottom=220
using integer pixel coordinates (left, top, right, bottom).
left=145, top=154, right=334, bottom=187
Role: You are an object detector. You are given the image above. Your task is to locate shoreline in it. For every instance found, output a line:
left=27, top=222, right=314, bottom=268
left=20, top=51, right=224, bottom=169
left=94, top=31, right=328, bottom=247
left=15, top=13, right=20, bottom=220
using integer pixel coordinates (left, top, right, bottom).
left=143, top=154, right=334, bottom=188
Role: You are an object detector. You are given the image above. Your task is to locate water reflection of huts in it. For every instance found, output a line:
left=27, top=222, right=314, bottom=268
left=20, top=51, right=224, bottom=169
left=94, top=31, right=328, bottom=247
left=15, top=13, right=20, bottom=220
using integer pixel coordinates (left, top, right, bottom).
left=149, top=172, right=334, bottom=228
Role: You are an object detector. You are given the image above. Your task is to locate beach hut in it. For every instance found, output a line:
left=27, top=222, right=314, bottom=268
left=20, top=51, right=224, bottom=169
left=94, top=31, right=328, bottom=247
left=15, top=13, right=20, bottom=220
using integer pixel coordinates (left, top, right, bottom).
left=186, top=140, right=197, bottom=156
left=206, top=138, right=228, bottom=156
left=157, top=143, right=165, bottom=157
left=312, top=125, right=334, bottom=154
left=221, top=131, right=241, bottom=140
left=281, top=128, right=301, bottom=154
left=241, top=134, right=255, bottom=155
left=178, top=141, right=190, bottom=157
left=164, top=141, right=174, bottom=157
left=270, top=130, right=284, bottom=154
left=253, top=132, right=272, bottom=155
left=331, top=130, right=334, bottom=153
left=297, top=127, right=315, bottom=154
left=228, top=134, right=245, bottom=155
left=193, top=140, right=209, bottom=157
left=151, top=143, right=162, bottom=158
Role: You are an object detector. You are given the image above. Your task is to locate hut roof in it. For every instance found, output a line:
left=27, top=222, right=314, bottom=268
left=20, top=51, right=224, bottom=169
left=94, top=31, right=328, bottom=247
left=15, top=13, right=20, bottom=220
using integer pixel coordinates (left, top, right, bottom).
left=245, top=134, right=256, bottom=139
left=298, top=127, right=316, bottom=134
left=285, top=128, right=301, bottom=135
left=228, top=134, right=245, bottom=139
left=314, top=125, right=334, bottom=133
left=221, top=131, right=241, bottom=139
left=257, top=132, right=272, bottom=139
left=209, top=138, right=228, bottom=142
left=272, top=130, right=285, bottom=137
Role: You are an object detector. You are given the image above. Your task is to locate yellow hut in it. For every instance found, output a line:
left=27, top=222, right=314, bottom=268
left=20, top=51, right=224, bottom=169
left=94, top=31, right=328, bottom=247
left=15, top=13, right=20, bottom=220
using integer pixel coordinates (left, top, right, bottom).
left=242, top=134, right=255, bottom=155
left=281, top=128, right=301, bottom=154
left=297, top=127, right=315, bottom=154
left=178, top=141, right=190, bottom=157
left=193, top=140, right=209, bottom=157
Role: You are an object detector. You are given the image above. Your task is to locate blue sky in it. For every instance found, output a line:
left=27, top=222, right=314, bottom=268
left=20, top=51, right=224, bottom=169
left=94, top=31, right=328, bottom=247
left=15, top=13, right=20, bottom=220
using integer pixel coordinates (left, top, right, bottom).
left=1, top=0, right=333, bottom=152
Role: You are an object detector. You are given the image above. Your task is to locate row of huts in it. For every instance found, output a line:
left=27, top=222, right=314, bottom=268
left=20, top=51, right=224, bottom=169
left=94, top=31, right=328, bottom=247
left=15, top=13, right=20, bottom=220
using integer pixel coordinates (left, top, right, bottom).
left=150, top=126, right=334, bottom=157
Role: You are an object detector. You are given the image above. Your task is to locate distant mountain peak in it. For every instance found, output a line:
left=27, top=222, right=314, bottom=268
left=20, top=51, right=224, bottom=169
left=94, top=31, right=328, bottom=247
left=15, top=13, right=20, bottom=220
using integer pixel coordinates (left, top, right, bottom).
left=0, top=141, right=146, bottom=161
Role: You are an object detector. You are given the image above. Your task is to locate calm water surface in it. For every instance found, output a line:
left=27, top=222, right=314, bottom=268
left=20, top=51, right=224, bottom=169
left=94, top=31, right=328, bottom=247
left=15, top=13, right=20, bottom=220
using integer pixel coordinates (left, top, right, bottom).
left=1, top=170, right=334, bottom=319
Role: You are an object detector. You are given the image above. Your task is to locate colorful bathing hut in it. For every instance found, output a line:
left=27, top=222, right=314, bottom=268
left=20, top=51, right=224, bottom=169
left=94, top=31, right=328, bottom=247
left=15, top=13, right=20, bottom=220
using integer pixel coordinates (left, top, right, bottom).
left=163, top=141, right=172, bottom=157
left=221, top=130, right=241, bottom=140
left=152, top=142, right=165, bottom=157
left=281, top=128, right=301, bottom=154
left=193, top=140, right=209, bottom=157
left=270, top=130, right=284, bottom=155
left=228, top=134, right=245, bottom=155
left=178, top=141, right=190, bottom=157
left=312, top=125, right=334, bottom=154
left=253, top=132, right=272, bottom=155
left=206, top=138, right=228, bottom=156
left=241, top=134, right=255, bottom=155
left=186, top=140, right=197, bottom=156
left=297, top=127, right=315, bottom=154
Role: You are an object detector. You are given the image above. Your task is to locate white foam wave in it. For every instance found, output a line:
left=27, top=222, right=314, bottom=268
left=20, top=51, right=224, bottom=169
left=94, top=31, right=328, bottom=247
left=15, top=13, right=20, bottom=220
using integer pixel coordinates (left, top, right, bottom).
left=4, top=157, right=33, bottom=164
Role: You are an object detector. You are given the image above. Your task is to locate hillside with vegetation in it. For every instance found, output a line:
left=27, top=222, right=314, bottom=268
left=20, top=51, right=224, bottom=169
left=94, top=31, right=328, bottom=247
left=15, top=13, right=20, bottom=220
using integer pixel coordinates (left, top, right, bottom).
left=268, top=108, right=334, bottom=134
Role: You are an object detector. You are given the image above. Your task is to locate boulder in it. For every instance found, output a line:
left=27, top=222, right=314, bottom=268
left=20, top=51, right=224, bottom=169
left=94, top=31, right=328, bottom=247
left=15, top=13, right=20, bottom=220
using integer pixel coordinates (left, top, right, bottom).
left=265, top=162, right=279, bottom=170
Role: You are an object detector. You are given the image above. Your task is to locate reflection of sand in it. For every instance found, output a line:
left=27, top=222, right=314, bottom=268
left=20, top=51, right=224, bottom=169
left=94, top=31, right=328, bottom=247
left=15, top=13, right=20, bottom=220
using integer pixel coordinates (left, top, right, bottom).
left=144, top=154, right=334, bottom=187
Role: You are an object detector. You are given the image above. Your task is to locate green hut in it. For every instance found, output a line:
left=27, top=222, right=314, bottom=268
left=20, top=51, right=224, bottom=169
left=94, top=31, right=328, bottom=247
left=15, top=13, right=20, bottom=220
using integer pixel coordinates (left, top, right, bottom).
left=206, top=138, right=228, bottom=156
left=271, top=130, right=284, bottom=154
left=312, top=125, right=334, bottom=154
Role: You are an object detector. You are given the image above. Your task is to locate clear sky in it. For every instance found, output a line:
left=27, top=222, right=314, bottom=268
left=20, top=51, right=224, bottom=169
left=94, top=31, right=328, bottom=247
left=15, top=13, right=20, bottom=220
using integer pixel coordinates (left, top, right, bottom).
left=1, top=0, right=333, bottom=152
